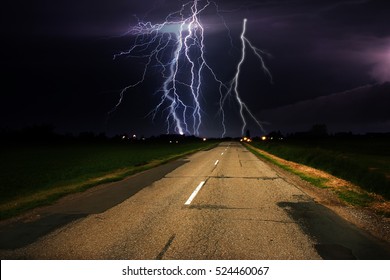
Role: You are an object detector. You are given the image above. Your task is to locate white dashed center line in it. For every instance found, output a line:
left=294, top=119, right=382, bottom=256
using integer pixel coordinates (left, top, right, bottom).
left=185, top=181, right=205, bottom=205
left=215, top=160, right=219, bottom=166
left=221, top=152, right=224, bottom=155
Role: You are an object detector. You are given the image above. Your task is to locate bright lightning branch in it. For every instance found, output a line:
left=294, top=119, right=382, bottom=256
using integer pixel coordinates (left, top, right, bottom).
left=112, top=0, right=272, bottom=137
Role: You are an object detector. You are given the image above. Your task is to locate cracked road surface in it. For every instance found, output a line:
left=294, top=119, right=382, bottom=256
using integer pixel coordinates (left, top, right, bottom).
left=1, top=142, right=389, bottom=259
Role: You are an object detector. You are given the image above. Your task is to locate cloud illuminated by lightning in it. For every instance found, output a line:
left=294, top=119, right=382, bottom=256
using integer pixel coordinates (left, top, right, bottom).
left=111, top=0, right=272, bottom=137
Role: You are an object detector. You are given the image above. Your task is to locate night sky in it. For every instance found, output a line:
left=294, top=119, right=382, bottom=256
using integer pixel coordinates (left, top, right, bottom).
left=1, top=0, right=390, bottom=138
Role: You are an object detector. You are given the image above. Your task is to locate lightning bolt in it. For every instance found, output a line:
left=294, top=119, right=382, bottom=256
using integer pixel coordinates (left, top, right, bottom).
left=111, top=1, right=272, bottom=137
left=221, top=18, right=273, bottom=137
left=111, top=0, right=222, bottom=136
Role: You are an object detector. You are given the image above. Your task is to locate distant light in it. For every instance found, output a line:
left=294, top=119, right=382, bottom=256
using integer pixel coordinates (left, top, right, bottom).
left=133, top=134, right=137, bottom=138
left=176, top=141, right=179, bottom=144
left=179, top=132, right=184, bottom=135
left=203, top=138, right=207, bottom=141
left=243, top=137, right=248, bottom=141
left=122, top=136, right=126, bottom=140
left=240, top=139, right=243, bottom=142
left=169, top=141, right=172, bottom=143
left=261, top=136, right=267, bottom=141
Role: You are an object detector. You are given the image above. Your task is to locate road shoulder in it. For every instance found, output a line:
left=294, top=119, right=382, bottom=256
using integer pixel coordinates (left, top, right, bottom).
left=245, top=144, right=390, bottom=244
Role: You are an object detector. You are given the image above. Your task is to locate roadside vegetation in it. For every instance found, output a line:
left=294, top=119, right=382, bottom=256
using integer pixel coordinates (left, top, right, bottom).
left=248, top=137, right=389, bottom=200
left=244, top=134, right=389, bottom=216
left=0, top=136, right=218, bottom=220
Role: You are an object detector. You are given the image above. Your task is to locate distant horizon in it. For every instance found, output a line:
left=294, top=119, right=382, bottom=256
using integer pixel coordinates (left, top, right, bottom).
left=1, top=124, right=389, bottom=141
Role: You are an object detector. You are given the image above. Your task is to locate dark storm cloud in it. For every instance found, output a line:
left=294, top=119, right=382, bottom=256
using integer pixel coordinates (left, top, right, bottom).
left=1, top=0, right=163, bottom=37
left=312, top=36, right=390, bottom=83
left=1, top=0, right=389, bottom=136
left=261, top=82, right=390, bottom=133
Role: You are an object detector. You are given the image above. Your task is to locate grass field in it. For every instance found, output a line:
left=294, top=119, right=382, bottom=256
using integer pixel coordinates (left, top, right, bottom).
left=0, top=140, right=218, bottom=219
left=250, top=137, right=390, bottom=200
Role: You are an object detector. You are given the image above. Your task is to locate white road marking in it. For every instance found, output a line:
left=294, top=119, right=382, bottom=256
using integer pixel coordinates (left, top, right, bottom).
left=215, top=160, right=219, bottom=166
left=221, top=152, right=224, bottom=155
left=185, top=181, right=205, bottom=205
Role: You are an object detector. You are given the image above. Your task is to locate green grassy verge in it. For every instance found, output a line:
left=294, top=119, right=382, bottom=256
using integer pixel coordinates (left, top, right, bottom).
left=0, top=140, right=219, bottom=219
left=336, top=190, right=374, bottom=207
left=248, top=139, right=390, bottom=200
left=245, top=144, right=330, bottom=189
left=245, top=143, right=377, bottom=207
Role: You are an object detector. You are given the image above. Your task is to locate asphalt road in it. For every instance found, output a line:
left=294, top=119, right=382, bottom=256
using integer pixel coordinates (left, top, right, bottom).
left=1, top=142, right=389, bottom=259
